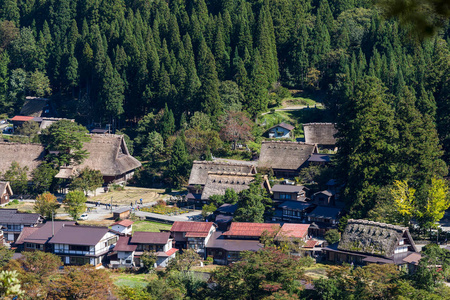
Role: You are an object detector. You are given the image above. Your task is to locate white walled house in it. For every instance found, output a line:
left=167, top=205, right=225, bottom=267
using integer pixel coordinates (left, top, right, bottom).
left=267, top=122, right=295, bottom=139
left=0, top=209, right=42, bottom=242
left=111, top=220, right=134, bottom=235
left=111, top=232, right=178, bottom=268
left=48, top=225, right=118, bottom=266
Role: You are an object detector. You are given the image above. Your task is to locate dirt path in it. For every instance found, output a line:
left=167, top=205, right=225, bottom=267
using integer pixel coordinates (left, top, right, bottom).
left=88, top=187, right=166, bottom=206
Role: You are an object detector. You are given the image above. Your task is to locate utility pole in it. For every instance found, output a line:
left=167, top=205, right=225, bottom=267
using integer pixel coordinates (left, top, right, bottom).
left=52, top=211, right=55, bottom=237
left=111, top=196, right=113, bottom=213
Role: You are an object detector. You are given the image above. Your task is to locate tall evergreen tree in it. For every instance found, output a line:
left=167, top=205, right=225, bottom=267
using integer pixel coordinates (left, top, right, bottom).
left=336, top=76, right=398, bottom=218
left=167, top=136, right=191, bottom=187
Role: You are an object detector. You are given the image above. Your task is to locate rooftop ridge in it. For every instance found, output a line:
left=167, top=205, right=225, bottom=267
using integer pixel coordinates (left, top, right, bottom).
left=207, top=171, right=255, bottom=177
left=261, top=140, right=316, bottom=146
left=348, top=219, right=406, bottom=232
left=0, top=141, right=44, bottom=146
left=192, top=160, right=254, bottom=166
left=303, top=122, right=336, bottom=125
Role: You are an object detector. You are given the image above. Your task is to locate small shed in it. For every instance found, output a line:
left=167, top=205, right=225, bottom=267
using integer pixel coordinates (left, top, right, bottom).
left=267, top=122, right=295, bottom=139
left=113, top=208, right=131, bottom=220
left=0, top=182, right=13, bottom=205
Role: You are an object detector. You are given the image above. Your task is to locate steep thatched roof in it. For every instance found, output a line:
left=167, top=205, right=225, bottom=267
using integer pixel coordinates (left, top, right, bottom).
left=303, top=123, right=337, bottom=145
left=201, top=172, right=256, bottom=199
left=258, top=141, right=317, bottom=171
left=0, top=142, right=45, bottom=179
left=76, top=134, right=141, bottom=177
left=188, top=161, right=256, bottom=186
left=0, top=181, right=13, bottom=196
left=20, top=97, right=49, bottom=117
left=338, top=219, right=417, bottom=258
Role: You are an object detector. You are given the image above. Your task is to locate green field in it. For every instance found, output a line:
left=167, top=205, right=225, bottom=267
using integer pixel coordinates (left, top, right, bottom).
left=111, top=273, right=155, bottom=289
left=132, top=220, right=172, bottom=233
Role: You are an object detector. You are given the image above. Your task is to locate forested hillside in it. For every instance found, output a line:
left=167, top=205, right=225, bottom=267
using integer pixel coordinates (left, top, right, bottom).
left=1, top=0, right=450, bottom=220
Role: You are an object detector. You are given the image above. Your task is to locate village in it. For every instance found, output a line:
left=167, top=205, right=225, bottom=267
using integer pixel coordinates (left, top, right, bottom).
left=0, top=97, right=439, bottom=280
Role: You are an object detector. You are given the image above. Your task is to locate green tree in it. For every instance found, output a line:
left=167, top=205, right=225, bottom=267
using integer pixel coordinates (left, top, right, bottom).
left=63, top=190, right=87, bottom=221
left=324, top=229, right=340, bottom=245
left=167, top=136, right=191, bottom=187
left=160, top=103, right=175, bottom=141
left=416, top=177, right=450, bottom=230
left=0, top=246, right=13, bottom=268
left=0, top=271, right=22, bottom=299
left=141, top=131, right=164, bottom=163
left=201, top=203, right=216, bottom=220
left=70, top=167, right=103, bottom=196
left=2, top=161, right=28, bottom=194
left=32, top=163, right=57, bottom=194
left=234, top=179, right=271, bottom=223
left=336, top=76, right=397, bottom=218
left=140, top=251, right=157, bottom=272
left=26, top=70, right=51, bottom=97
left=218, top=81, right=244, bottom=112
left=34, top=192, right=60, bottom=219
left=166, top=249, right=203, bottom=272
left=15, top=120, right=40, bottom=143
left=41, top=120, right=91, bottom=166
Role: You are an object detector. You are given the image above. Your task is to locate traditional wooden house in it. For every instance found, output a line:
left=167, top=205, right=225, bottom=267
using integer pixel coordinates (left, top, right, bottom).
left=10, top=116, right=35, bottom=131
left=111, top=220, right=134, bottom=235
left=306, top=206, right=342, bottom=236
left=323, top=219, right=420, bottom=269
left=266, top=122, right=295, bottom=139
left=0, top=209, right=43, bottom=242
left=271, top=184, right=308, bottom=203
left=55, top=134, right=142, bottom=183
left=0, top=181, right=13, bottom=205
left=15, top=221, right=75, bottom=251
left=312, top=190, right=335, bottom=206
left=48, top=225, right=119, bottom=266
left=258, top=141, right=317, bottom=177
left=187, top=161, right=256, bottom=194
left=303, top=123, right=337, bottom=149
left=19, top=96, right=52, bottom=117
left=170, top=221, right=216, bottom=256
left=274, top=201, right=314, bottom=222
left=111, top=232, right=177, bottom=268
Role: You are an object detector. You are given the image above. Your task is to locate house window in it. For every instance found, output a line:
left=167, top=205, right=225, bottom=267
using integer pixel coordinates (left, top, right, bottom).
left=69, top=256, right=90, bottom=265
left=125, top=260, right=132, bottom=264
left=69, top=245, right=90, bottom=252
left=399, top=239, right=404, bottom=245
left=394, top=246, right=408, bottom=254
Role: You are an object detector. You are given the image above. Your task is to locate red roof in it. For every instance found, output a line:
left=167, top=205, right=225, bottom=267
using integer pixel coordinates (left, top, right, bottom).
left=170, top=221, right=214, bottom=234
left=165, top=248, right=178, bottom=256
left=224, top=223, right=281, bottom=237
left=112, top=220, right=134, bottom=227
left=185, top=232, right=209, bottom=238
left=10, top=116, right=34, bottom=122
left=303, top=240, right=318, bottom=248
left=277, top=223, right=310, bottom=239
left=130, top=232, right=170, bottom=244
left=114, top=236, right=137, bottom=252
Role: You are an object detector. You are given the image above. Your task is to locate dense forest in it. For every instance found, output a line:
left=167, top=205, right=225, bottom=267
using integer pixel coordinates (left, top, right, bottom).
left=1, top=0, right=450, bottom=221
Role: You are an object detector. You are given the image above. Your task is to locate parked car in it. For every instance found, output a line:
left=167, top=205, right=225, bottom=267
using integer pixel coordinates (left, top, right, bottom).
left=78, top=213, right=88, bottom=220
left=280, top=179, right=295, bottom=185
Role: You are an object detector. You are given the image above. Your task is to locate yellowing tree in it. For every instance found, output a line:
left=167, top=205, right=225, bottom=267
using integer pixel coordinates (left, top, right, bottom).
left=391, top=180, right=415, bottom=225
left=34, top=192, right=60, bottom=219
left=417, top=177, right=450, bottom=230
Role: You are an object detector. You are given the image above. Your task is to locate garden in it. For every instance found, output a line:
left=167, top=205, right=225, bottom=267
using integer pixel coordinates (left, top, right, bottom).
left=141, top=202, right=189, bottom=216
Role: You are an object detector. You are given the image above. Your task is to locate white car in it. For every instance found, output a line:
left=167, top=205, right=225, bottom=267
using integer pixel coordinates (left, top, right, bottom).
left=78, top=213, right=88, bottom=220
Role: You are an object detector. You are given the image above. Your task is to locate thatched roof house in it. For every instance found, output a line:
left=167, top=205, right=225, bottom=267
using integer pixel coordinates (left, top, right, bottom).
left=258, top=141, right=317, bottom=177
left=0, top=181, right=13, bottom=205
left=56, top=134, right=141, bottom=183
left=303, top=123, right=337, bottom=146
left=188, top=161, right=256, bottom=188
left=0, top=142, right=46, bottom=179
left=323, top=219, right=419, bottom=266
left=201, top=172, right=267, bottom=200
left=19, top=97, right=50, bottom=117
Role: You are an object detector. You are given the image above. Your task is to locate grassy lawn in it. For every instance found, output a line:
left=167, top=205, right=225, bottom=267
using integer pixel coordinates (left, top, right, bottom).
left=89, top=187, right=166, bottom=206
left=132, top=220, right=172, bottom=233
left=303, top=263, right=335, bottom=280
left=111, top=272, right=155, bottom=289
left=282, top=96, right=319, bottom=107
